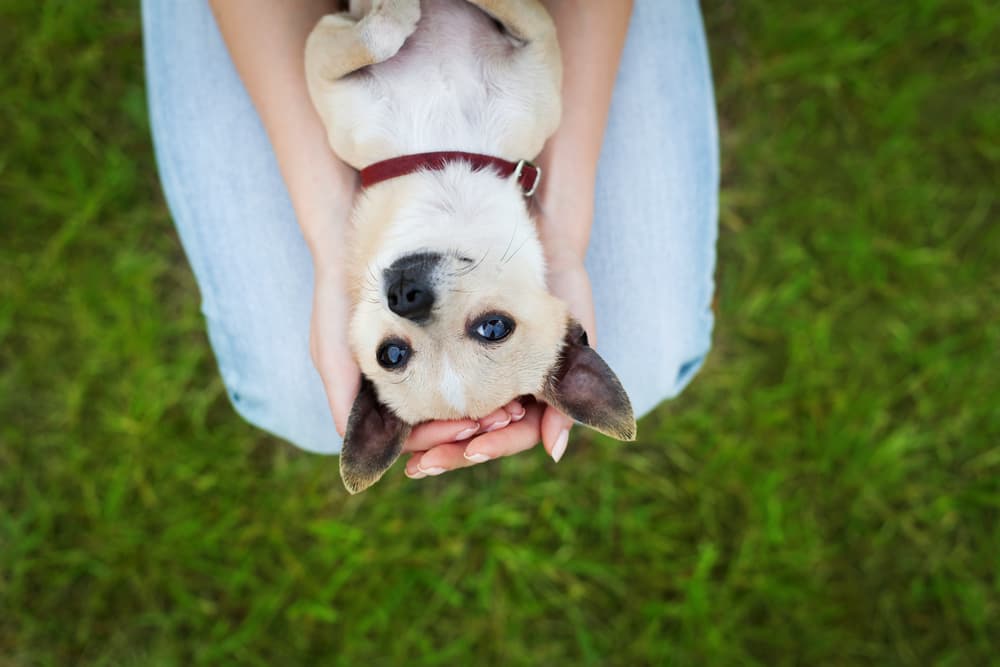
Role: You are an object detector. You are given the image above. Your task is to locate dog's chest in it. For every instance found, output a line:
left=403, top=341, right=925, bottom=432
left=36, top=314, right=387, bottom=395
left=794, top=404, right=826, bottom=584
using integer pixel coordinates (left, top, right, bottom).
left=349, top=0, right=518, bottom=155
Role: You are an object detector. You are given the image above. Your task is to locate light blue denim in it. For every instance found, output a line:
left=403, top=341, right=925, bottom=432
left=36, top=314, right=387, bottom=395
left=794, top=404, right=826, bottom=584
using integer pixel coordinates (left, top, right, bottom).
left=142, top=0, right=719, bottom=455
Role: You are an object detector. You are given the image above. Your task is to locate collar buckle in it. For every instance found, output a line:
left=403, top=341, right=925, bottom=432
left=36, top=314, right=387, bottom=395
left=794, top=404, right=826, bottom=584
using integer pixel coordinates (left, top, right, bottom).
left=513, top=159, right=542, bottom=197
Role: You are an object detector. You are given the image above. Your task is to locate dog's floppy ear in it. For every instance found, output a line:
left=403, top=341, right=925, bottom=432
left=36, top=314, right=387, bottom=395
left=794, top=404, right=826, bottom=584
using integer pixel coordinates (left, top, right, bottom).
left=541, top=321, right=637, bottom=441
left=340, top=377, right=412, bottom=494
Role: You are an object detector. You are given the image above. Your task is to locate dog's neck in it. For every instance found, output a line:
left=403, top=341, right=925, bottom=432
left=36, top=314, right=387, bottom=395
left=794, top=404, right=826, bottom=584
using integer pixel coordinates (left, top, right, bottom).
left=346, top=164, right=543, bottom=296
left=359, top=151, right=542, bottom=197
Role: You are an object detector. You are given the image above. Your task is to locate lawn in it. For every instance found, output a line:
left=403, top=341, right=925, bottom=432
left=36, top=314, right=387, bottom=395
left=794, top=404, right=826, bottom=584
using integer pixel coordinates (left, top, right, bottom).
left=2, top=1, right=998, bottom=665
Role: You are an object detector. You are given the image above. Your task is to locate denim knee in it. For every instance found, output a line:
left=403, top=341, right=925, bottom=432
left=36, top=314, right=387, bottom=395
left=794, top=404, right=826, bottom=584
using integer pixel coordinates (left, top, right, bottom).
left=205, top=313, right=343, bottom=455
left=605, top=306, right=714, bottom=423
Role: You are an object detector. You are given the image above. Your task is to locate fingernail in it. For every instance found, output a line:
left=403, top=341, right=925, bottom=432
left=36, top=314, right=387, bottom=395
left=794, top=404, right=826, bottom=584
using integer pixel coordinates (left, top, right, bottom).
left=551, top=429, right=569, bottom=463
left=405, top=469, right=427, bottom=480
left=418, top=466, right=447, bottom=476
left=454, top=423, right=479, bottom=441
left=510, top=404, right=526, bottom=421
left=484, top=416, right=511, bottom=433
left=464, top=452, right=491, bottom=463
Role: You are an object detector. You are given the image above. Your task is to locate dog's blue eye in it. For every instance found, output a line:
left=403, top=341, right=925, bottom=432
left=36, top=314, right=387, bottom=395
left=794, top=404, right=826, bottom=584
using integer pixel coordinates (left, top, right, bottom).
left=472, top=315, right=514, bottom=342
left=377, top=340, right=410, bottom=369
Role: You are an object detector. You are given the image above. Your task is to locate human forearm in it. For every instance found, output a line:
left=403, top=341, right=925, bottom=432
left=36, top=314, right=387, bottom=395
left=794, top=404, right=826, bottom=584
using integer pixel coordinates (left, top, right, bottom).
left=536, top=0, right=632, bottom=263
left=209, top=0, right=353, bottom=267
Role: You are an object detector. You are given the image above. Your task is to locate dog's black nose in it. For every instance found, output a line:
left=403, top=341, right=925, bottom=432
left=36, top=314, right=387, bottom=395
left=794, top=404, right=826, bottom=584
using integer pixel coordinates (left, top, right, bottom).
left=384, top=253, right=441, bottom=322
left=386, top=276, right=434, bottom=321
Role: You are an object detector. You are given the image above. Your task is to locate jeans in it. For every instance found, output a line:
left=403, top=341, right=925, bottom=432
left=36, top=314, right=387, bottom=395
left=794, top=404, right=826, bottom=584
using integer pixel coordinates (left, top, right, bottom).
left=142, top=0, right=719, bottom=454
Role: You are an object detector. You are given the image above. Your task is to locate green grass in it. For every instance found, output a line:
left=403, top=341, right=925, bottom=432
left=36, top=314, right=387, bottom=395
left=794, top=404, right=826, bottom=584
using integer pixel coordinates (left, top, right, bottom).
left=2, top=1, right=998, bottom=664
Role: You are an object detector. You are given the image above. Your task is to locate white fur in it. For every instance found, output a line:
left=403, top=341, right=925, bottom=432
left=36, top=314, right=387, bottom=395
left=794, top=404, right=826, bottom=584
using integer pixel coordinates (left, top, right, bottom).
left=369, top=166, right=546, bottom=286
left=307, top=0, right=568, bottom=424
left=438, top=355, right=466, bottom=413
left=360, top=2, right=421, bottom=62
left=309, top=0, right=561, bottom=169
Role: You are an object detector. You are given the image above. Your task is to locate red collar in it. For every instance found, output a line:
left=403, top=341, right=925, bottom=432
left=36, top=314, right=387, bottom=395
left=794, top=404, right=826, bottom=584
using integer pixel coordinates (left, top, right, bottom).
left=359, top=151, right=542, bottom=197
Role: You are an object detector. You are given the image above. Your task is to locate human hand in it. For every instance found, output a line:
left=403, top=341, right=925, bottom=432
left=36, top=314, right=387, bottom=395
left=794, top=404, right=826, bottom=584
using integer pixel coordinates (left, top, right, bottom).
left=310, top=268, right=579, bottom=472
left=401, top=249, right=595, bottom=479
left=211, top=0, right=364, bottom=439
left=310, top=267, right=361, bottom=437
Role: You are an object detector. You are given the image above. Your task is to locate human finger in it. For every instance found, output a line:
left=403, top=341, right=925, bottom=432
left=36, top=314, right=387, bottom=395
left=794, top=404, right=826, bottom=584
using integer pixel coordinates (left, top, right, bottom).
left=406, top=444, right=474, bottom=477
left=404, top=419, right=480, bottom=453
left=460, top=403, right=544, bottom=463
left=540, top=404, right=573, bottom=463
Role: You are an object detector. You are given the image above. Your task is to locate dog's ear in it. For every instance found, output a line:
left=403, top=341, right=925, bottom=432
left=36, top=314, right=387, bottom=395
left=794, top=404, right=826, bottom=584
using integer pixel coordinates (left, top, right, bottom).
left=541, top=321, right=637, bottom=441
left=340, top=377, right=412, bottom=494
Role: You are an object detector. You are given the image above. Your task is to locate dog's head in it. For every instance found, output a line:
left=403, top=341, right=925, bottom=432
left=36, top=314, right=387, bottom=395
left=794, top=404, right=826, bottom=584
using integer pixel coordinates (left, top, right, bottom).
left=340, top=166, right=635, bottom=492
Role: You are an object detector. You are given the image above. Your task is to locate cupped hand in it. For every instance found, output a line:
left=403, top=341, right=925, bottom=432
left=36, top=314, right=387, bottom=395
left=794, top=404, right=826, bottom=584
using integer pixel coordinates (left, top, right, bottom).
left=309, top=252, right=592, bottom=471
left=401, top=251, right=595, bottom=479
left=308, top=203, right=595, bottom=478
left=310, top=267, right=361, bottom=437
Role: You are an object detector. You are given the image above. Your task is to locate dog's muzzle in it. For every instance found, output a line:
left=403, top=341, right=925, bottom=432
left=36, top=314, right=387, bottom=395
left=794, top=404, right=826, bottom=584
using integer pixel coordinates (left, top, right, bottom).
left=383, top=252, right=442, bottom=323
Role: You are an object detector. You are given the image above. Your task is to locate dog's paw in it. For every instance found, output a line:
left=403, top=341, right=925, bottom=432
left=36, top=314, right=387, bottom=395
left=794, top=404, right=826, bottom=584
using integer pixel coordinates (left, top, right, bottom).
left=372, top=0, right=421, bottom=24
left=363, top=0, right=422, bottom=62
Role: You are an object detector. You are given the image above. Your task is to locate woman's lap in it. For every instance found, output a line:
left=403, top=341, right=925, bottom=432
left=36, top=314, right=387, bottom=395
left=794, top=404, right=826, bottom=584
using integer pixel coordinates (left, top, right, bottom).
left=589, top=0, right=718, bottom=417
left=142, top=0, right=718, bottom=454
left=143, top=0, right=336, bottom=453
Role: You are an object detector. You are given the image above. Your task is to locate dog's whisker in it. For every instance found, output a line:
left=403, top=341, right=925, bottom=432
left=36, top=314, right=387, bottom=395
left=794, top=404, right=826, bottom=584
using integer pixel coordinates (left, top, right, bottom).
left=451, top=258, right=480, bottom=277
left=499, top=217, right=518, bottom=263
left=366, top=264, right=381, bottom=288
left=460, top=250, right=488, bottom=276
left=502, top=234, right=531, bottom=265
left=389, top=370, right=413, bottom=385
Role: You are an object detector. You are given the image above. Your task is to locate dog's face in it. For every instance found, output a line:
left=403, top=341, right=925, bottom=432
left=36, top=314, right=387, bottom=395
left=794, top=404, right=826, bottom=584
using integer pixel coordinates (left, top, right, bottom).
left=352, top=247, right=568, bottom=422
left=340, top=167, right=635, bottom=492
left=349, top=169, right=566, bottom=424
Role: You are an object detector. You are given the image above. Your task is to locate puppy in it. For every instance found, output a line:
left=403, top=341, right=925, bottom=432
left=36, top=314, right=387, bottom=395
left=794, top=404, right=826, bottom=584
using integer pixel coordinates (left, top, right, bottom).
left=305, top=0, right=635, bottom=493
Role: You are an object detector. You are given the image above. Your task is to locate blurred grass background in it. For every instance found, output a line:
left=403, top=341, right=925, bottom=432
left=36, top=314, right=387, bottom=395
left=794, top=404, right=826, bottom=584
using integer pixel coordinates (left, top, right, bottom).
left=2, top=1, right=999, bottom=665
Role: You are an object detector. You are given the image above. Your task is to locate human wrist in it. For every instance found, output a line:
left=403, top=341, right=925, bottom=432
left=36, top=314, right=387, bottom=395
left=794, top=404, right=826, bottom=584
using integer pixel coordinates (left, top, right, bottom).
left=535, top=183, right=593, bottom=269
left=286, top=156, right=356, bottom=270
left=306, top=228, right=349, bottom=284
left=534, top=136, right=598, bottom=264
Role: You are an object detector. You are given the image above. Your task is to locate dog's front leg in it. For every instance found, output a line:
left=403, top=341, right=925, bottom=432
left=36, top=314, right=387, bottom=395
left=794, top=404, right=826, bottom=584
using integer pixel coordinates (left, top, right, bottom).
left=305, top=0, right=421, bottom=84
left=463, top=0, right=561, bottom=94
left=464, top=0, right=555, bottom=44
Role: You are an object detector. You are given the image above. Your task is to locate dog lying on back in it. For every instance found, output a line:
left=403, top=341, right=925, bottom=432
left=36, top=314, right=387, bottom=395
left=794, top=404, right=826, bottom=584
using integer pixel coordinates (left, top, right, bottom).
left=305, top=0, right=635, bottom=493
